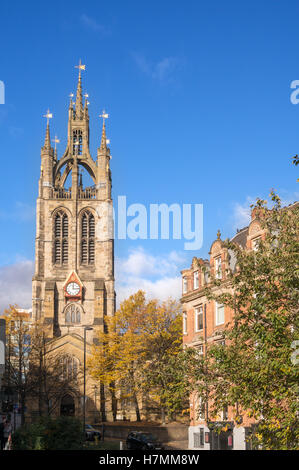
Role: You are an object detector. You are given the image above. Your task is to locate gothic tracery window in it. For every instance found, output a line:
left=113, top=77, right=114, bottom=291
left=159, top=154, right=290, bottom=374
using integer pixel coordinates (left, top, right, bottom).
left=81, top=210, right=95, bottom=265
left=65, top=303, right=82, bottom=324
left=54, top=211, right=68, bottom=265
left=61, top=355, right=79, bottom=381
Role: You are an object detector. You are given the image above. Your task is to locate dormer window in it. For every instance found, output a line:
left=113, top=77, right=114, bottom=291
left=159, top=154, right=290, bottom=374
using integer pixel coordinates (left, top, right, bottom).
left=252, top=237, right=261, bottom=251
left=215, top=256, right=222, bottom=279
left=183, top=277, right=188, bottom=294
left=194, top=271, right=199, bottom=289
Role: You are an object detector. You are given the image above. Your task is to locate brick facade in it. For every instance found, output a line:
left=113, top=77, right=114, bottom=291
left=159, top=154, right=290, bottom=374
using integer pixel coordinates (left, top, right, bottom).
left=181, top=215, right=266, bottom=449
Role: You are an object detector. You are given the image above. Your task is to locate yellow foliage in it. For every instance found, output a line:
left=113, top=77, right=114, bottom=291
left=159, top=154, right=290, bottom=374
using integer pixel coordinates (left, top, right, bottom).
left=88, top=290, right=182, bottom=402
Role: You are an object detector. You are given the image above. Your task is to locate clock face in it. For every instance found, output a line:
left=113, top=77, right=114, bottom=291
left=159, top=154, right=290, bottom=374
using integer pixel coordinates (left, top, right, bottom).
left=66, top=282, right=80, bottom=296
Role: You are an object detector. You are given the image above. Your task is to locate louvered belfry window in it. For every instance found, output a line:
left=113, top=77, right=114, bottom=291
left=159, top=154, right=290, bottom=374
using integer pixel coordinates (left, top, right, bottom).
left=54, top=211, right=68, bottom=265
left=73, top=129, right=82, bottom=155
left=81, top=211, right=95, bottom=265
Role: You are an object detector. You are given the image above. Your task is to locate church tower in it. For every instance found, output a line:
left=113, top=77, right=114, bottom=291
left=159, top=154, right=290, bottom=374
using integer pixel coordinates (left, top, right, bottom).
left=32, top=63, right=115, bottom=419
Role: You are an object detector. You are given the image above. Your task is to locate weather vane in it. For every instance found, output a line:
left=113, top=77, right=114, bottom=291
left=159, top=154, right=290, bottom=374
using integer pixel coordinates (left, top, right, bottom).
left=43, top=109, right=53, bottom=125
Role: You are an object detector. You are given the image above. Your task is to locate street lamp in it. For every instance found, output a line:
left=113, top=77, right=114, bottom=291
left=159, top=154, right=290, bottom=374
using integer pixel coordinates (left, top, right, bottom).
left=94, top=385, right=98, bottom=424
left=83, top=326, right=93, bottom=433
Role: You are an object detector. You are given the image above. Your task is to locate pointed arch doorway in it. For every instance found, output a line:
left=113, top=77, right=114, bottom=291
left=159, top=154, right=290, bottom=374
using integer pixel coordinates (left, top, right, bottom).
left=60, top=394, right=75, bottom=416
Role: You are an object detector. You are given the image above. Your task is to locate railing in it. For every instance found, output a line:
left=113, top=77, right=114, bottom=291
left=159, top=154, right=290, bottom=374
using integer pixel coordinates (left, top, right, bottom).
left=51, top=187, right=97, bottom=200
left=52, top=188, right=72, bottom=199
left=78, top=187, right=97, bottom=199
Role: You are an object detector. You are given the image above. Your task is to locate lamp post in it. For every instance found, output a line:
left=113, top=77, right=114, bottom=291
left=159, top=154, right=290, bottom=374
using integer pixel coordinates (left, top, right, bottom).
left=83, top=326, right=93, bottom=433
left=94, top=385, right=97, bottom=424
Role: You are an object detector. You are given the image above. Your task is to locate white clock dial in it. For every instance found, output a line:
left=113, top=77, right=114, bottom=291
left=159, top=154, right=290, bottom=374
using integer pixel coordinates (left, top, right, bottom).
left=66, top=282, right=80, bottom=296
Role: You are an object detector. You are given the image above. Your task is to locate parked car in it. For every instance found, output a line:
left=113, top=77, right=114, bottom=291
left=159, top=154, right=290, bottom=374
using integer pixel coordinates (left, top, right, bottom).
left=85, top=424, right=101, bottom=441
left=126, top=431, right=164, bottom=450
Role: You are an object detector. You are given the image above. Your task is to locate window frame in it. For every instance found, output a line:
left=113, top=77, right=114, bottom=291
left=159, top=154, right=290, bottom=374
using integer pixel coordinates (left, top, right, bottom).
left=183, top=312, right=188, bottom=335
left=215, top=256, right=222, bottom=279
left=193, top=271, right=199, bottom=289
left=53, top=210, right=68, bottom=266
left=215, top=302, right=225, bottom=326
left=182, top=277, right=188, bottom=294
left=80, top=210, right=95, bottom=265
left=193, top=428, right=204, bottom=448
left=194, top=305, right=203, bottom=332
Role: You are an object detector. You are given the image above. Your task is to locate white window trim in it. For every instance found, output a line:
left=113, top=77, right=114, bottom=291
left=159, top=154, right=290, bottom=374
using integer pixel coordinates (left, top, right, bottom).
left=183, top=277, right=188, bottom=294
left=215, top=256, right=222, bottom=279
left=252, top=236, right=261, bottom=251
left=215, top=302, right=225, bottom=326
left=194, top=306, right=203, bottom=332
left=193, top=271, right=199, bottom=289
left=183, top=312, right=188, bottom=335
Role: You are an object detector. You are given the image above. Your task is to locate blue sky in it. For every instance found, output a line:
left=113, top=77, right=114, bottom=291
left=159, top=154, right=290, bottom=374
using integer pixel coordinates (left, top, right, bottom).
left=0, top=0, right=298, bottom=310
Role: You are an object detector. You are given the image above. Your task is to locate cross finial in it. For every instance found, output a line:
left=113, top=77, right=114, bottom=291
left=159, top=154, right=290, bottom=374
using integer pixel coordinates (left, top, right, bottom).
left=52, top=135, right=60, bottom=151
left=84, top=93, right=90, bottom=107
left=43, top=109, right=53, bottom=125
left=75, top=59, right=86, bottom=78
left=99, top=109, right=109, bottom=124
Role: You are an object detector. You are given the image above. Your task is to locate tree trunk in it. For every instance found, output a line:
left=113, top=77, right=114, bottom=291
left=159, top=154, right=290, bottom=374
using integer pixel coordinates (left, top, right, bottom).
left=132, top=390, right=141, bottom=421
left=100, top=383, right=106, bottom=422
left=161, top=406, right=166, bottom=425
left=110, top=384, right=117, bottom=421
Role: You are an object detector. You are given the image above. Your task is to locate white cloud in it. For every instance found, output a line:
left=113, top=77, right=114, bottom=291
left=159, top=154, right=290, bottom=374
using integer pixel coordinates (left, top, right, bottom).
left=231, top=196, right=254, bottom=231
left=0, top=201, right=35, bottom=222
left=116, top=276, right=181, bottom=307
left=115, top=247, right=186, bottom=306
left=132, top=53, right=179, bottom=82
left=116, top=246, right=185, bottom=278
left=231, top=191, right=299, bottom=232
left=80, top=14, right=110, bottom=35
left=0, top=259, right=34, bottom=314
left=0, top=248, right=186, bottom=313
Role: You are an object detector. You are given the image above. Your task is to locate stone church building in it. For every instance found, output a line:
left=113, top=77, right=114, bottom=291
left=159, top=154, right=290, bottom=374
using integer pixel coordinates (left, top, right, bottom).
left=30, top=63, right=115, bottom=421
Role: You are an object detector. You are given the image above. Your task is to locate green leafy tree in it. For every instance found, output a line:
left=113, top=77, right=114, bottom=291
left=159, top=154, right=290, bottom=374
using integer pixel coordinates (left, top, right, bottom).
left=193, top=193, right=299, bottom=449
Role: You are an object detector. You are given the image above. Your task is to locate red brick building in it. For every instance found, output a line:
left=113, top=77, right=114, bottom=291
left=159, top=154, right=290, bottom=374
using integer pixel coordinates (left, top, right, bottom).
left=181, top=211, right=267, bottom=450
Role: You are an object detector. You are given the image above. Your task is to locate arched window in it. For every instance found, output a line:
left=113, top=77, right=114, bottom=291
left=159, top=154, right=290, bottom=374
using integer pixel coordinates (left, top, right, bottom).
left=61, top=356, right=80, bottom=381
left=65, top=303, right=82, bottom=324
left=73, top=129, right=82, bottom=155
left=54, top=211, right=68, bottom=265
left=80, top=211, right=95, bottom=265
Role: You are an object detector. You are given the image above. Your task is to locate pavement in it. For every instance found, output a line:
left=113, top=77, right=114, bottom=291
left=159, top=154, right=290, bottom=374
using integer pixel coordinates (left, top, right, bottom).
left=103, top=437, right=189, bottom=451
left=164, top=440, right=189, bottom=450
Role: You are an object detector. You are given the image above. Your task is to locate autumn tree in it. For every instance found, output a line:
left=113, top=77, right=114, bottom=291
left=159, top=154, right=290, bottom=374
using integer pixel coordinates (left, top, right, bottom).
left=139, top=298, right=183, bottom=423
left=1, top=305, right=33, bottom=424
left=88, top=291, right=183, bottom=422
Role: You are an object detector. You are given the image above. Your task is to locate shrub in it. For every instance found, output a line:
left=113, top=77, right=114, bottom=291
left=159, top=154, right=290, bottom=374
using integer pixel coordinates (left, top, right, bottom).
left=11, top=416, right=85, bottom=450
